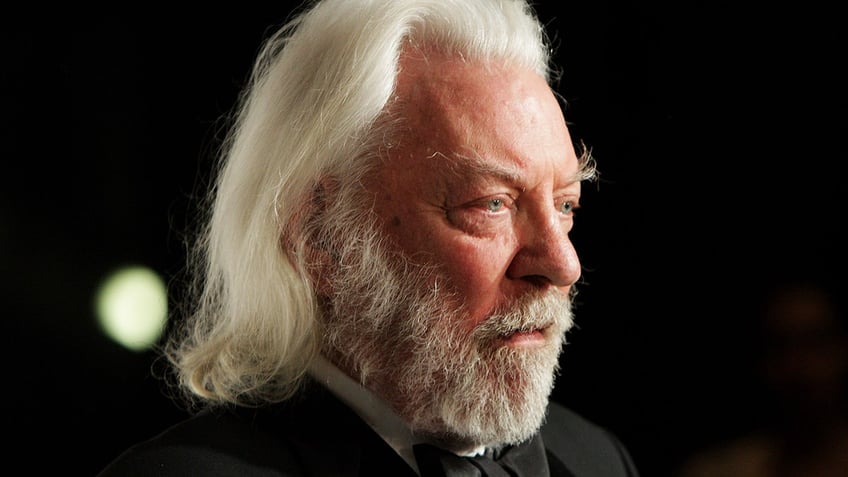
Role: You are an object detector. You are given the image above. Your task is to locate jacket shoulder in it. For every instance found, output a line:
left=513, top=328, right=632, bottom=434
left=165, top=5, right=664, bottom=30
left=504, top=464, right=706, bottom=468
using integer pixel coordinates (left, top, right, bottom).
left=541, top=402, right=640, bottom=476
left=96, top=407, right=306, bottom=477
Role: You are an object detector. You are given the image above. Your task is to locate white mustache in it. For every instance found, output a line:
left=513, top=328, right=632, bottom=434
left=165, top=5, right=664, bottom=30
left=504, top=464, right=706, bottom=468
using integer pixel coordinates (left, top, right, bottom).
left=473, top=291, right=573, bottom=341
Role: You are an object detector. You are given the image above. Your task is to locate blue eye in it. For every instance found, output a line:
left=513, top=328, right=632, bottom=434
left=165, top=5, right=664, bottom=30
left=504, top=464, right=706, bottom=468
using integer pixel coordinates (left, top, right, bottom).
left=486, top=198, right=504, bottom=212
left=559, top=201, right=575, bottom=214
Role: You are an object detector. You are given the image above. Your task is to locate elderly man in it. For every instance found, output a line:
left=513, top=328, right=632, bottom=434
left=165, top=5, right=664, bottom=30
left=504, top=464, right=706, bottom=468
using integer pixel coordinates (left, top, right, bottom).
left=98, top=1, right=639, bottom=475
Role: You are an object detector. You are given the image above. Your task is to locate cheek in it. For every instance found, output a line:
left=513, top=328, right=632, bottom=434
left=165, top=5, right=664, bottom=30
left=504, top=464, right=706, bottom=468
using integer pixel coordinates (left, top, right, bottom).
left=431, top=237, right=515, bottom=325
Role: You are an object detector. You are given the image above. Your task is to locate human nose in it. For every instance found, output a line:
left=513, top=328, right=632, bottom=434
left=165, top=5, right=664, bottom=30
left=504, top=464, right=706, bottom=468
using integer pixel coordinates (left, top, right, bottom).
left=506, top=209, right=581, bottom=288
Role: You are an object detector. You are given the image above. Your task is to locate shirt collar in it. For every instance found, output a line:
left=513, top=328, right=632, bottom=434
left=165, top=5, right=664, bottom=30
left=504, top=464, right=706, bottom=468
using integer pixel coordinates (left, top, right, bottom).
left=307, top=354, right=488, bottom=468
left=307, top=354, right=423, bottom=472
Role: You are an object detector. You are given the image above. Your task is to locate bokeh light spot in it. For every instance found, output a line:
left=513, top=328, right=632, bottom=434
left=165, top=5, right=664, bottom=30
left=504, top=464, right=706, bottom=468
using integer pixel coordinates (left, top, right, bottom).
left=95, top=265, right=168, bottom=352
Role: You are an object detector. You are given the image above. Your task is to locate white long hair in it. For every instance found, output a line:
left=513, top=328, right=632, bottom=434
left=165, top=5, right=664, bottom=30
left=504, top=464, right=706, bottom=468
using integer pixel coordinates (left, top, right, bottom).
left=165, top=0, right=555, bottom=408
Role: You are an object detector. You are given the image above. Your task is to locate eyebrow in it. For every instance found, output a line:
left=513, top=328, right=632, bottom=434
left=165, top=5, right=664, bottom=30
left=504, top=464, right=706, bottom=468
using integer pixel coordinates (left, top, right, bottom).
left=440, top=151, right=522, bottom=184
left=432, top=150, right=586, bottom=186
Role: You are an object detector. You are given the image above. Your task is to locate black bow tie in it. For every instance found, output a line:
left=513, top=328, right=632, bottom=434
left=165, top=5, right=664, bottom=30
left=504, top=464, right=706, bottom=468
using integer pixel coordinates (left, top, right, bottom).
left=413, top=433, right=549, bottom=477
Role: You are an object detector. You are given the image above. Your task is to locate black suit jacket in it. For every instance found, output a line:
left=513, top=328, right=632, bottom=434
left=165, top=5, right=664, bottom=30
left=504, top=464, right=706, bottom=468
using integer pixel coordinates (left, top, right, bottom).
left=97, top=381, right=639, bottom=476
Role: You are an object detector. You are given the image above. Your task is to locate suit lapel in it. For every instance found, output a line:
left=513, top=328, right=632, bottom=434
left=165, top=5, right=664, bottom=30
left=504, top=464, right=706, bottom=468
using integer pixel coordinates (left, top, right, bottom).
left=545, top=447, right=578, bottom=477
left=267, top=381, right=588, bottom=476
left=267, top=380, right=417, bottom=476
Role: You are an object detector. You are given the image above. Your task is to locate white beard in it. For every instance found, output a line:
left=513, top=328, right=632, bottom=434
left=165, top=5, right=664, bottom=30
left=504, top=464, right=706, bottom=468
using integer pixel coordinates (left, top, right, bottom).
left=321, top=222, right=574, bottom=449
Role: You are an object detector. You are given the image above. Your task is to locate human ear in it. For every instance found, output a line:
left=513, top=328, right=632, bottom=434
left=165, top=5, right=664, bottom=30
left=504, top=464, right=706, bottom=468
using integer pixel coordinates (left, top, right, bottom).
left=281, top=178, right=339, bottom=297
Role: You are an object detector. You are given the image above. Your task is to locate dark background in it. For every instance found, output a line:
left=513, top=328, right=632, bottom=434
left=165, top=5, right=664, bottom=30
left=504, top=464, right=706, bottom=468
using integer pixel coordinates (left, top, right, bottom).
left=3, top=1, right=843, bottom=475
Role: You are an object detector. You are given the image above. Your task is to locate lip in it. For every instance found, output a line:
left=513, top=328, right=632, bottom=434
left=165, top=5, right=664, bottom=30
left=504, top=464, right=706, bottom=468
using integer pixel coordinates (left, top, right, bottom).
left=497, top=326, right=549, bottom=348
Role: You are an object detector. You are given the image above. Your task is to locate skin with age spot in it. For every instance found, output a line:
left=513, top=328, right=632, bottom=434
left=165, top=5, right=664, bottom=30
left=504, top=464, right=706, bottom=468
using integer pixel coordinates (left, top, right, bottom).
left=365, top=48, right=583, bottom=342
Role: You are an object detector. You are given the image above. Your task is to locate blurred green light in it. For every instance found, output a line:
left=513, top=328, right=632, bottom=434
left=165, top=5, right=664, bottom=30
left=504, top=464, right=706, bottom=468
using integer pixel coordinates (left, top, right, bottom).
left=96, top=265, right=167, bottom=352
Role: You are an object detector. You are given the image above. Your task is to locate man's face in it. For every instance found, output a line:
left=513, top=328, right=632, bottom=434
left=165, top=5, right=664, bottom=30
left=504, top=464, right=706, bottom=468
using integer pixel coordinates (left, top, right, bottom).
left=321, top=49, right=583, bottom=450
left=368, top=50, right=583, bottom=346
